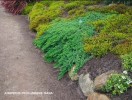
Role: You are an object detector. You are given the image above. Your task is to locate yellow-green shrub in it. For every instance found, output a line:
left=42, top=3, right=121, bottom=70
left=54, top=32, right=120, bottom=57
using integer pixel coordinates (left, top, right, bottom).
left=84, top=34, right=113, bottom=57
left=64, top=1, right=79, bottom=11
left=111, top=42, right=132, bottom=55
left=84, top=13, right=132, bottom=57
left=29, top=1, right=65, bottom=30
left=29, top=2, right=44, bottom=20
left=36, top=24, right=51, bottom=38
left=68, top=5, right=86, bottom=17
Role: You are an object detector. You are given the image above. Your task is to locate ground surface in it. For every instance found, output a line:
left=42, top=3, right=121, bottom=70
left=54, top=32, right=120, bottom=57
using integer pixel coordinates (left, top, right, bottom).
left=0, top=5, right=85, bottom=100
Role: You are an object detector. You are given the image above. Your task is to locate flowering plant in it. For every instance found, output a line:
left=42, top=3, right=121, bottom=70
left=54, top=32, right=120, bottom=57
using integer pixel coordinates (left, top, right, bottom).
left=102, top=73, right=132, bottom=95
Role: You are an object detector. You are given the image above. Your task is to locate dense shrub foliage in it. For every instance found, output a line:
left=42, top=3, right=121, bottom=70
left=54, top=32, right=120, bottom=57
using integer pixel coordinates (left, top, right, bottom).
left=102, top=74, right=132, bottom=95
left=121, top=52, right=132, bottom=72
left=84, top=14, right=132, bottom=57
left=1, top=0, right=40, bottom=14
left=34, top=12, right=112, bottom=79
left=29, top=1, right=65, bottom=31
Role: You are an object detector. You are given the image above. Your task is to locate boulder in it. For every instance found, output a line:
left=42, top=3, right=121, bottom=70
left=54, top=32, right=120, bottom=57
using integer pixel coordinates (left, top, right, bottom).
left=87, top=92, right=110, bottom=100
left=79, top=73, right=94, bottom=96
left=94, top=70, right=117, bottom=91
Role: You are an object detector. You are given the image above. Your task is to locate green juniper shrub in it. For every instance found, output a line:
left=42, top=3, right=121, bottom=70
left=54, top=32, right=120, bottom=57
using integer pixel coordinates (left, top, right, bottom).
left=102, top=73, right=132, bottom=95
left=121, top=52, right=132, bottom=72
left=34, top=12, right=112, bottom=79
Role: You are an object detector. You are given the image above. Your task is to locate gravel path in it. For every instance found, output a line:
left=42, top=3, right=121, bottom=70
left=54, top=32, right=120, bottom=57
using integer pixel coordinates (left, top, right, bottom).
left=0, top=5, right=84, bottom=100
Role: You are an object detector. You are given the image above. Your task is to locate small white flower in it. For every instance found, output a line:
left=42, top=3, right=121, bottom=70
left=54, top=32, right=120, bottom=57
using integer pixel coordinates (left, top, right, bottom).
left=128, top=80, right=132, bottom=84
left=118, top=86, right=120, bottom=88
left=123, top=70, right=128, bottom=74
left=121, top=75, right=126, bottom=79
left=126, top=81, right=130, bottom=85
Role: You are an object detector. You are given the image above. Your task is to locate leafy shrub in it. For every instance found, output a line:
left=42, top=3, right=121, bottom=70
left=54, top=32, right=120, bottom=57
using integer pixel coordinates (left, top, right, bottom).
left=121, top=52, right=132, bottom=72
left=84, top=14, right=132, bottom=57
left=34, top=12, right=111, bottom=79
left=102, top=73, right=132, bottom=95
left=1, top=0, right=40, bottom=14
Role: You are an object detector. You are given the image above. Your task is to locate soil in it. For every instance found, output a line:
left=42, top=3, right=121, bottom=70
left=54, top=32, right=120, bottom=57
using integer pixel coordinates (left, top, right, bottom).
left=79, top=53, right=132, bottom=100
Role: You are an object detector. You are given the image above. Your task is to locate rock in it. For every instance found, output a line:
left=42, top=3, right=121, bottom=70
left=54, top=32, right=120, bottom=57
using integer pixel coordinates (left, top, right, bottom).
left=68, top=65, right=79, bottom=81
left=94, top=70, right=117, bottom=91
left=87, top=92, right=110, bottom=100
left=79, top=73, right=94, bottom=96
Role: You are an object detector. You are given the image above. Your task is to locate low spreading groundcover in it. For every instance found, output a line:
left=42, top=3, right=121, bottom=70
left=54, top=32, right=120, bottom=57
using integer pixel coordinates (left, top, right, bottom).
left=34, top=12, right=114, bottom=79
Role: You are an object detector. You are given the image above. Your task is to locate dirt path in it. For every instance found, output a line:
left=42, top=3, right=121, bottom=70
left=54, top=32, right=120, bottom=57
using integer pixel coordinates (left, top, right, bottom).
left=0, top=6, right=84, bottom=100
